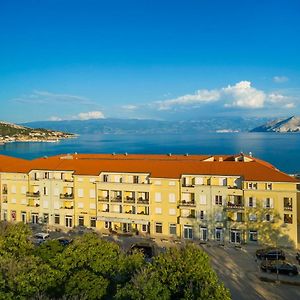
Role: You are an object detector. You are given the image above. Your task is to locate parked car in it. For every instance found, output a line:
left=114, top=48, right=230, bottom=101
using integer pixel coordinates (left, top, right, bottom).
left=56, top=237, right=73, bottom=246
left=256, top=248, right=285, bottom=260
left=31, top=232, right=50, bottom=245
left=261, top=261, right=298, bottom=276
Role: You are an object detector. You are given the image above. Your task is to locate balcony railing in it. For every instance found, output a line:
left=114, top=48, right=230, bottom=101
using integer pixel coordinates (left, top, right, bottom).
left=137, top=198, right=149, bottom=204
left=61, top=206, right=74, bottom=210
left=98, top=196, right=109, bottom=202
left=179, top=200, right=196, bottom=207
left=111, top=196, right=122, bottom=203
left=26, top=192, right=40, bottom=197
left=226, top=202, right=244, bottom=209
left=284, top=205, right=293, bottom=211
left=60, top=193, right=74, bottom=199
left=181, top=214, right=196, bottom=219
left=124, top=197, right=135, bottom=203
left=28, top=203, right=40, bottom=207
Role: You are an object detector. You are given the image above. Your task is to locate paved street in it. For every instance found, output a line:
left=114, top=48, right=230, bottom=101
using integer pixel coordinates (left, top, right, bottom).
left=202, top=244, right=300, bottom=300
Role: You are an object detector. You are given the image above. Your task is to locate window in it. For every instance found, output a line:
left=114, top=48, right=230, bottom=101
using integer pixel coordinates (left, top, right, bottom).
left=133, top=176, right=139, bottom=184
left=199, top=210, right=205, bottom=220
left=155, top=207, right=162, bottom=214
left=142, top=224, right=148, bottom=232
left=200, top=226, right=208, bottom=241
left=90, top=203, right=96, bottom=209
left=78, top=216, right=84, bottom=226
left=183, top=225, right=193, bottom=239
left=78, top=189, right=84, bottom=198
left=249, top=230, right=258, bottom=242
left=283, top=197, right=292, bottom=210
left=54, top=214, right=60, bottom=224
left=43, top=187, right=48, bottom=196
left=154, top=180, right=161, bottom=185
left=169, top=181, right=176, bottom=186
left=78, top=202, right=84, bottom=209
left=11, top=210, right=16, bottom=221
left=43, top=213, right=49, bottom=224
left=248, top=197, right=256, bottom=207
left=43, top=200, right=49, bottom=209
left=215, top=212, right=223, bottom=222
left=44, top=172, right=49, bottom=179
left=155, top=192, right=161, bottom=202
left=90, top=217, right=96, bottom=228
left=236, top=212, right=243, bottom=222
left=103, top=175, right=108, bottom=182
left=200, top=195, right=207, bottom=205
left=194, top=177, right=204, bottom=185
left=248, top=182, right=257, bottom=189
left=215, top=228, right=223, bottom=241
left=266, top=183, right=272, bottom=190
left=104, top=221, right=111, bottom=229
left=215, top=195, right=223, bottom=205
left=53, top=188, right=59, bottom=196
left=11, top=186, right=16, bottom=194
left=65, top=216, right=73, bottom=228
left=264, top=198, right=273, bottom=208
left=21, top=186, right=26, bottom=194
left=31, top=213, right=39, bottom=224
left=168, top=193, right=176, bottom=203
left=155, top=222, right=163, bottom=234
left=77, top=177, right=83, bottom=182
left=265, top=214, right=272, bottom=222
left=219, top=178, right=227, bottom=186
left=284, top=214, right=293, bottom=224
left=11, top=198, right=16, bottom=204
left=169, top=208, right=176, bottom=215
left=249, top=213, right=257, bottom=222
left=169, top=224, right=177, bottom=235
left=54, top=202, right=60, bottom=209
left=21, top=211, right=26, bottom=223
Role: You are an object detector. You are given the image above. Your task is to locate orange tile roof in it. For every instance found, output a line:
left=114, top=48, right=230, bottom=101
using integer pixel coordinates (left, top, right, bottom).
left=0, top=153, right=297, bottom=183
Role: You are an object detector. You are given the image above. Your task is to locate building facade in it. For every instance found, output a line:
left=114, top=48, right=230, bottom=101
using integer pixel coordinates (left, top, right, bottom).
left=0, top=153, right=299, bottom=247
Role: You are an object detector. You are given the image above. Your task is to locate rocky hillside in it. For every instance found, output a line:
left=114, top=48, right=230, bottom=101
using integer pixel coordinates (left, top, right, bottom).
left=251, top=116, right=300, bottom=132
left=0, top=121, right=74, bottom=143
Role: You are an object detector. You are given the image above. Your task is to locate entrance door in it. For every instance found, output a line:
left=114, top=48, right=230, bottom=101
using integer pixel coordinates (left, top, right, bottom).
left=65, top=216, right=73, bottom=228
left=183, top=225, right=193, bottom=239
left=122, top=223, right=132, bottom=232
left=215, top=228, right=223, bottom=242
left=200, top=226, right=208, bottom=241
left=31, top=213, right=39, bottom=224
left=230, top=229, right=241, bottom=244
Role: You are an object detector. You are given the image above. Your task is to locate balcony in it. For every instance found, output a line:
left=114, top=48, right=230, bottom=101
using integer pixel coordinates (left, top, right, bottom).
left=98, top=196, right=109, bottom=202
left=60, top=193, right=74, bottom=200
left=124, top=197, right=136, bottom=204
left=179, top=200, right=196, bottom=207
left=26, top=192, right=40, bottom=198
left=284, top=205, right=293, bottom=211
left=226, top=202, right=244, bottom=210
left=28, top=202, right=40, bottom=207
left=111, top=196, right=122, bottom=203
left=137, top=198, right=149, bottom=205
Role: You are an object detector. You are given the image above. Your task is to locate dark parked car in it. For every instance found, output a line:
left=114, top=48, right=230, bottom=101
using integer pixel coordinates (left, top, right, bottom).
left=261, top=261, right=298, bottom=276
left=56, top=237, right=73, bottom=246
left=256, top=248, right=285, bottom=260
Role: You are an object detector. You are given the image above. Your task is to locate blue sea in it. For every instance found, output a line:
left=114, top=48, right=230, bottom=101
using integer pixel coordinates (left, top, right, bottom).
left=0, top=132, right=299, bottom=174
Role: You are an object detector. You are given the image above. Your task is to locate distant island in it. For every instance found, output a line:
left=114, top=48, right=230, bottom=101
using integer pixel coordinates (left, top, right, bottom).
left=0, top=121, right=75, bottom=144
left=251, top=116, right=300, bottom=133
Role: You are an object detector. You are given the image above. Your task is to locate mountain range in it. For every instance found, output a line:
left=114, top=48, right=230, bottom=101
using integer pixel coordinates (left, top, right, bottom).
left=251, top=116, right=300, bottom=132
left=22, top=117, right=269, bottom=135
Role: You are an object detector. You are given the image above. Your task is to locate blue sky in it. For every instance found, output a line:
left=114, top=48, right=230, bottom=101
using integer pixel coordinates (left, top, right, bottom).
left=0, top=0, right=300, bottom=122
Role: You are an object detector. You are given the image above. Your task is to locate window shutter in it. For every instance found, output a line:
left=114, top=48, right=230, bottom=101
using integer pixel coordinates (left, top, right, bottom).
left=270, top=198, right=273, bottom=208
left=253, top=197, right=256, bottom=208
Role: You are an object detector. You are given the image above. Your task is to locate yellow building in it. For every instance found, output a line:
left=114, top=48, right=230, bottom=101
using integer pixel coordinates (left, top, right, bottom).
left=0, top=153, right=299, bottom=248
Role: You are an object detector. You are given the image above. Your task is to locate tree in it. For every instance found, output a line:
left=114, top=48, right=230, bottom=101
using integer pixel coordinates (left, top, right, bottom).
left=116, top=244, right=231, bottom=300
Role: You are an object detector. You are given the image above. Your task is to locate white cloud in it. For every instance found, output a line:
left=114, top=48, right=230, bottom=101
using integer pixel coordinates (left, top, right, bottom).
left=223, top=81, right=266, bottom=108
left=284, top=103, right=295, bottom=109
left=49, top=116, right=62, bottom=121
left=12, top=90, right=94, bottom=105
left=121, top=105, right=138, bottom=110
left=157, top=89, right=220, bottom=110
left=268, top=93, right=289, bottom=103
left=75, top=111, right=105, bottom=120
left=273, top=76, right=289, bottom=83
